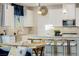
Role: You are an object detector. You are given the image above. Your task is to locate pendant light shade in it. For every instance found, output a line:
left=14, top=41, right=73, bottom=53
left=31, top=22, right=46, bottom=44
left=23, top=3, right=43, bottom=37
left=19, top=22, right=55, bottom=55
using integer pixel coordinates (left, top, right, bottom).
left=37, top=3, right=48, bottom=16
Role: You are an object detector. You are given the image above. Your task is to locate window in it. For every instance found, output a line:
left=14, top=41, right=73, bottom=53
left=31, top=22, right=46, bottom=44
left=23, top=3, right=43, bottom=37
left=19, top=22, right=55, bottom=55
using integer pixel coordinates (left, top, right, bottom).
left=11, top=3, right=24, bottom=16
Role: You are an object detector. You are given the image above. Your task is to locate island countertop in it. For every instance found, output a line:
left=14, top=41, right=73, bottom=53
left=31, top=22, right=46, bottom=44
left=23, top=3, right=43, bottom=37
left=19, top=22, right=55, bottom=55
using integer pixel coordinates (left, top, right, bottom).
left=28, top=35, right=79, bottom=40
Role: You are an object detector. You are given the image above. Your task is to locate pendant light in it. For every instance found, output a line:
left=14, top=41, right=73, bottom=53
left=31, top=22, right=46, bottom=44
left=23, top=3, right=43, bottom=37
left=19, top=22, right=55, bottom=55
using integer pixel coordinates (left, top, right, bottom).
left=37, top=3, right=42, bottom=15
left=37, top=3, right=48, bottom=16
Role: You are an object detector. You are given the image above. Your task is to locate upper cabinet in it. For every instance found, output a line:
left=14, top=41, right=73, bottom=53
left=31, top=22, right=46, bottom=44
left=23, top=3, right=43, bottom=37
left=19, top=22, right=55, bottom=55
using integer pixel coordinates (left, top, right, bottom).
left=76, top=4, right=79, bottom=26
left=4, top=4, right=14, bottom=27
left=63, top=4, right=76, bottom=19
left=23, top=7, right=34, bottom=27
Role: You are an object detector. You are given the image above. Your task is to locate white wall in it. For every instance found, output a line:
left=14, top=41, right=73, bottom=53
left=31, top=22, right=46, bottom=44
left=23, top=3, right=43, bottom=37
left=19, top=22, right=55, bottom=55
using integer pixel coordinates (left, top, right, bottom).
left=23, top=7, right=34, bottom=27
left=4, top=4, right=14, bottom=27
left=0, top=4, right=2, bottom=26
left=36, top=8, right=63, bottom=35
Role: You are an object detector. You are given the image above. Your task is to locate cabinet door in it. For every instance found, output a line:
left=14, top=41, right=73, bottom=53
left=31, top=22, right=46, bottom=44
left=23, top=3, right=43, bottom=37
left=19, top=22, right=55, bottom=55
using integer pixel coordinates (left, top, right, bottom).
left=63, top=4, right=76, bottom=19
left=49, top=9, right=62, bottom=26
left=4, top=4, right=14, bottom=27
left=76, top=8, right=79, bottom=26
left=23, top=8, right=33, bottom=27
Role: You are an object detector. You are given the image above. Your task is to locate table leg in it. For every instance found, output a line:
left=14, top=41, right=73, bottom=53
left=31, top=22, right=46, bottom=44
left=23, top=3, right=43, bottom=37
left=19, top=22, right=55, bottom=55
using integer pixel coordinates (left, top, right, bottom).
left=54, top=40, right=57, bottom=56
left=54, top=45, right=57, bottom=56
left=67, top=40, right=71, bottom=56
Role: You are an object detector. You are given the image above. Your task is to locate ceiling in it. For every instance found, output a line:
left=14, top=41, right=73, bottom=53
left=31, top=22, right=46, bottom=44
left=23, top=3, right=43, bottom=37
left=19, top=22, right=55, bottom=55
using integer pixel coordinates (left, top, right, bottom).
left=15, top=3, right=79, bottom=9
left=17, top=3, right=63, bottom=9
left=18, top=3, right=62, bottom=7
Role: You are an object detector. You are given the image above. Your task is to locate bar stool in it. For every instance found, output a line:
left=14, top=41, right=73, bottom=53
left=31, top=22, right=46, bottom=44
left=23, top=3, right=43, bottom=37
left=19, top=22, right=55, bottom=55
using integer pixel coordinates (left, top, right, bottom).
left=63, top=40, right=77, bottom=56
left=51, top=39, right=64, bottom=56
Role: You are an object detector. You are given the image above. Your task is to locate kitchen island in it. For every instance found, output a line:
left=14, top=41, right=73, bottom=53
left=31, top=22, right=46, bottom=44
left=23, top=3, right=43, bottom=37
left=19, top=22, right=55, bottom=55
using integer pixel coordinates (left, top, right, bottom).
left=28, top=35, right=79, bottom=56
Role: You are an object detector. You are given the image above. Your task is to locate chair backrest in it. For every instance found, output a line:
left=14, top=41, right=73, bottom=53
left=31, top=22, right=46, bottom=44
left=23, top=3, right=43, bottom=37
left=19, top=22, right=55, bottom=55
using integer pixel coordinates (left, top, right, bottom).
left=13, top=35, right=32, bottom=56
left=1, top=35, right=15, bottom=51
left=2, top=35, right=15, bottom=44
left=16, top=47, right=32, bottom=56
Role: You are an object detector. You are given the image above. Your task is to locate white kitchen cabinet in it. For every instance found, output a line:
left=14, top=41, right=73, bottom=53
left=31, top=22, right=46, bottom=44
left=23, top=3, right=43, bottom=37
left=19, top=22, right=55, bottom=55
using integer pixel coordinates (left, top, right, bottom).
left=23, top=7, right=33, bottom=27
left=49, top=9, right=63, bottom=26
left=63, top=4, right=76, bottom=19
left=4, top=4, right=14, bottom=27
left=76, top=8, right=79, bottom=26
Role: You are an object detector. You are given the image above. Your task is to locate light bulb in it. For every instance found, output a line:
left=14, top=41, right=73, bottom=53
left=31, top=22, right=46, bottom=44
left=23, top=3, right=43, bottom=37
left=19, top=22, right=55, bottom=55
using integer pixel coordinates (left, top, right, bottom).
left=37, top=6, right=42, bottom=15
left=37, top=10, right=42, bottom=15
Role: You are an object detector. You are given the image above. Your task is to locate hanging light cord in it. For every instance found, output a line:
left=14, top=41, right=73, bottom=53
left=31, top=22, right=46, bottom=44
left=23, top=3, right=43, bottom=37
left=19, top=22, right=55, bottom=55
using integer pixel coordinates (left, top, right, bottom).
left=38, top=3, right=40, bottom=7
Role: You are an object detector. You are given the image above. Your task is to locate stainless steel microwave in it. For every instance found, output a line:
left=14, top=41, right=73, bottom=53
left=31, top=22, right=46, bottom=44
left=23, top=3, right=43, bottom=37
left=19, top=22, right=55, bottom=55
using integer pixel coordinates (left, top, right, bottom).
left=63, top=20, right=76, bottom=27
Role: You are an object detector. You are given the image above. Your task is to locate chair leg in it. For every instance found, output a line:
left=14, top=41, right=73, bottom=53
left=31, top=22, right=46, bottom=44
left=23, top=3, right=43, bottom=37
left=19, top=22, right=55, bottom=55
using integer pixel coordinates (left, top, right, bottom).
left=40, top=46, right=44, bottom=56
left=33, top=49, right=38, bottom=56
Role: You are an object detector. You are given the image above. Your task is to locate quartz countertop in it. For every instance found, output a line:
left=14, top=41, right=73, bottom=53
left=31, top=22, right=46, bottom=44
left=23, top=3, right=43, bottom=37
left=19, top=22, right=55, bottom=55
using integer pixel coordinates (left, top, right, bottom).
left=28, top=35, right=79, bottom=40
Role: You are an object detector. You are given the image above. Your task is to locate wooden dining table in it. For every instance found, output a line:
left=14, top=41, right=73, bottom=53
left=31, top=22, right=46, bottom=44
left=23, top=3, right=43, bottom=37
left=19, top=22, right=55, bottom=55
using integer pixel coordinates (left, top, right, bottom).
left=0, top=42, right=47, bottom=56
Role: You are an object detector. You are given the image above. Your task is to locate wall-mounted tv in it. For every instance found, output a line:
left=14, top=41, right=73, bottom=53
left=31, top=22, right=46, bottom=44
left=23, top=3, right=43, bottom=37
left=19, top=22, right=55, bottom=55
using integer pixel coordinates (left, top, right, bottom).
left=63, top=20, right=76, bottom=27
